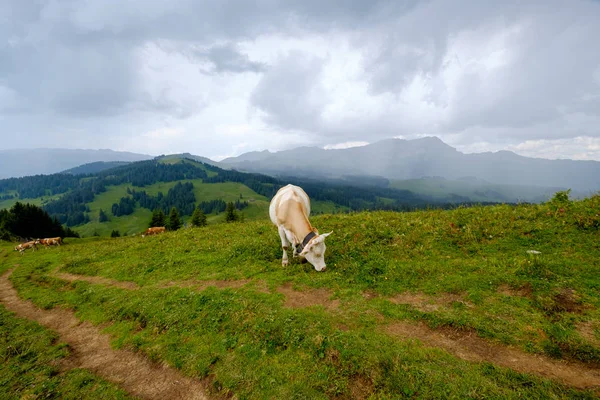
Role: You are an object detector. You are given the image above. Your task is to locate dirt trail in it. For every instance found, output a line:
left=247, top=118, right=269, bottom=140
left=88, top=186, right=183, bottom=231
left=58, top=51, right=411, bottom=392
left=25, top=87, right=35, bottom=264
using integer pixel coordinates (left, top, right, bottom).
left=55, top=272, right=269, bottom=293
left=159, top=278, right=269, bottom=293
left=56, top=272, right=140, bottom=290
left=387, top=321, right=600, bottom=391
left=0, top=269, right=209, bottom=400
left=49, top=271, right=600, bottom=391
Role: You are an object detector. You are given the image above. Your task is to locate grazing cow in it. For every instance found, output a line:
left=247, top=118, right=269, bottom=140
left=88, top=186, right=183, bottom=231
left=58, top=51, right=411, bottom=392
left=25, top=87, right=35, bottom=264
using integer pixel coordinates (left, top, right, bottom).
left=269, top=184, right=332, bottom=271
left=36, top=237, right=62, bottom=247
left=142, top=226, right=166, bottom=237
left=14, top=241, right=38, bottom=254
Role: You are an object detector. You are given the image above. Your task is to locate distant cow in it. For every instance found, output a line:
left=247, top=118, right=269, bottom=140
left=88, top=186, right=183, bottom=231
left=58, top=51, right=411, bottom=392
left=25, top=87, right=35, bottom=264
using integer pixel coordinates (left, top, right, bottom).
left=14, top=240, right=38, bottom=254
left=142, top=227, right=166, bottom=237
left=269, top=184, right=332, bottom=271
left=36, top=237, right=62, bottom=247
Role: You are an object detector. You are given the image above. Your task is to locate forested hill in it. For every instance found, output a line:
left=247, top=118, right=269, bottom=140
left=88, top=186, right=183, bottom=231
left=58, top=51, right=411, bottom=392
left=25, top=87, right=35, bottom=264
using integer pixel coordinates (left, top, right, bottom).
left=62, top=161, right=131, bottom=175
left=0, top=156, right=499, bottom=231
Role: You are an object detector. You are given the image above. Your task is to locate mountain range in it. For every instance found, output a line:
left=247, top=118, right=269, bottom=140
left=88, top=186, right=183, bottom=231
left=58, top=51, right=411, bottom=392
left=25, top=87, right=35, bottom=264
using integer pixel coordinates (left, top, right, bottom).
left=2, top=137, right=599, bottom=195
left=222, top=137, right=600, bottom=193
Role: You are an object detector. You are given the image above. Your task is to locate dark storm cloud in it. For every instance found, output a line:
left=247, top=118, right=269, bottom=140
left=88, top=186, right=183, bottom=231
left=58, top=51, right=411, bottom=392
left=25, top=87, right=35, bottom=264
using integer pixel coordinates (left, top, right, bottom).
left=1, top=0, right=600, bottom=159
left=0, top=0, right=405, bottom=119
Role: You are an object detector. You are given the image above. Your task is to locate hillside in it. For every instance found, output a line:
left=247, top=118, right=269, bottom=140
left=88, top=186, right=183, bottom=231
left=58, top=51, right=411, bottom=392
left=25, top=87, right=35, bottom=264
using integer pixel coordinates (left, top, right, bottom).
left=1, top=156, right=491, bottom=237
left=1, top=193, right=599, bottom=398
left=0, top=148, right=152, bottom=179
left=221, top=137, right=600, bottom=194
left=62, top=161, right=132, bottom=175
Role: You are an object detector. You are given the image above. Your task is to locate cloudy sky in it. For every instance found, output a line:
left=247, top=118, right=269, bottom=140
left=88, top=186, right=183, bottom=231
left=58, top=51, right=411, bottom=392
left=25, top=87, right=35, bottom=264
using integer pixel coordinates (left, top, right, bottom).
left=1, top=0, right=600, bottom=161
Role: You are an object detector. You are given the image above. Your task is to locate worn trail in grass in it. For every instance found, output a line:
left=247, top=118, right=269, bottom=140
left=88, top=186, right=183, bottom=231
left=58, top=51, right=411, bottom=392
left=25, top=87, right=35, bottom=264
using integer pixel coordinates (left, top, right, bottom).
left=0, top=269, right=209, bottom=400
left=53, top=269, right=600, bottom=391
left=387, top=322, right=600, bottom=390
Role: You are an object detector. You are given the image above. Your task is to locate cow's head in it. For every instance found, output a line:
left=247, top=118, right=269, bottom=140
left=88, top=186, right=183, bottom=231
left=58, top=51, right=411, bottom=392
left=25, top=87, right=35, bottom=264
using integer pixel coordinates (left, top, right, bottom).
left=299, top=231, right=332, bottom=272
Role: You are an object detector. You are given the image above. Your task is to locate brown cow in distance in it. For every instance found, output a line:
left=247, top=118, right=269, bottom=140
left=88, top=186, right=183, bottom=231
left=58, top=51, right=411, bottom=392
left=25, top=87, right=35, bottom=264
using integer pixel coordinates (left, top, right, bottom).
left=36, top=237, right=63, bottom=247
left=142, top=227, right=166, bottom=237
left=15, top=241, right=38, bottom=254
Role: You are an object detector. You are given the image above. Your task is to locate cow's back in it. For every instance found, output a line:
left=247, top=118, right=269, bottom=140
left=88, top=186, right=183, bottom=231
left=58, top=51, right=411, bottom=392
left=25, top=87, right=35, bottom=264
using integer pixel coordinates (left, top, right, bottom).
left=270, top=184, right=311, bottom=226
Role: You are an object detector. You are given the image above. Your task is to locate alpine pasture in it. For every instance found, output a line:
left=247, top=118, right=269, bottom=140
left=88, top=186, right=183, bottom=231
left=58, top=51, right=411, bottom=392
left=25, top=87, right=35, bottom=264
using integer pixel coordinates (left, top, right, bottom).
left=1, top=193, right=600, bottom=399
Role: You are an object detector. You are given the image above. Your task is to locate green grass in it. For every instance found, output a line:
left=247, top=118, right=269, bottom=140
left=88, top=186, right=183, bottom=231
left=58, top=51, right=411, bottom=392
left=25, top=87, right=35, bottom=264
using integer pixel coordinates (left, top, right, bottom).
left=2, top=195, right=599, bottom=398
left=0, top=304, right=134, bottom=400
left=312, top=200, right=350, bottom=214
left=75, top=208, right=153, bottom=237
left=75, top=180, right=270, bottom=236
left=0, top=192, right=65, bottom=211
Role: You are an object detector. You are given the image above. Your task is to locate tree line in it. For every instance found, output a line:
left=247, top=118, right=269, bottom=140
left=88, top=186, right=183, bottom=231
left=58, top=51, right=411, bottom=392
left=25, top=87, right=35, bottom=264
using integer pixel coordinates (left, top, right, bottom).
left=0, top=174, right=82, bottom=199
left=129, top=182, right=197, bottom=216
left=0, top=202, right=79, bottom=241
left=1, top=156, right=505, bottom=232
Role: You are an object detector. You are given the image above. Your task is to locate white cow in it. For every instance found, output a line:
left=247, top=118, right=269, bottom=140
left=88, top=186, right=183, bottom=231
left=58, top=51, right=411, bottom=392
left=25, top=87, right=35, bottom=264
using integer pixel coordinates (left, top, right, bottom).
left=269, top=184, right=332, bottom=271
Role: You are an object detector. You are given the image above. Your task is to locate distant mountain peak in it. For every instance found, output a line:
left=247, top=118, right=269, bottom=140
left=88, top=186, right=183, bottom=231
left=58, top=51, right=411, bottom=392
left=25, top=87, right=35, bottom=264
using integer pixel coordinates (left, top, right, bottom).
left=219, top=136, right=600, bottom=191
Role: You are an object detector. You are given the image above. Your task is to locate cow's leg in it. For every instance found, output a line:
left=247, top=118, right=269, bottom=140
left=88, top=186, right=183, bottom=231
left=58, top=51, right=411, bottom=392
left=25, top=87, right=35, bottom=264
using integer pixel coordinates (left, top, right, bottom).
left=278, top=225, right=290, bottom=266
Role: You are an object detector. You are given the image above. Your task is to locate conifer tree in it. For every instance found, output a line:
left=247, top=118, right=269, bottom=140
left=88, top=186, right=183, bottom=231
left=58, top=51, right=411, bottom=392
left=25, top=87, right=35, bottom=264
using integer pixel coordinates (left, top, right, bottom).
left=99, top=209, right=108, bottom=222
left=190, top=206, right=207, bottom=227
left=149, top=208, right=166, bottom=228
left=168, top=207, right=182, bottom=231
left=225, top=202, right=238, bottom=223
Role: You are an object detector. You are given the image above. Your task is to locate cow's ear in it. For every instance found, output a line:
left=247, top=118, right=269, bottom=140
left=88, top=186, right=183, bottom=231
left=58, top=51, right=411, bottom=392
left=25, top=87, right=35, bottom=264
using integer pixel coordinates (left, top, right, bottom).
left=321, top=231, right=333, bottom=238
left=300, top=242, right=313, bottom=256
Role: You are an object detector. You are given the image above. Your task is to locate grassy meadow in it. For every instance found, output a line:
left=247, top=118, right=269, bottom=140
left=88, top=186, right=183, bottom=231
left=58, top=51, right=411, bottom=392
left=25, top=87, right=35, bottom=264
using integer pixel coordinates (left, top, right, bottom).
left=1, top=193, right=599, bottom=398
left=75, top=180, right=272, bottom=237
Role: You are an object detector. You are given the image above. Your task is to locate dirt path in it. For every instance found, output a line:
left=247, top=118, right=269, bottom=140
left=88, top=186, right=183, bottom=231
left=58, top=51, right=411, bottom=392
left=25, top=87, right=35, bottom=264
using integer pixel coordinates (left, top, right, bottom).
left=50, top=270, right=600, bottom=391
left=0, top=269, right=209, bottom=400
left=55, top=272, right=269, bottom=293
left=56, top=272, right=140, bottom=290
left=387, top=321, right=600, bottom=391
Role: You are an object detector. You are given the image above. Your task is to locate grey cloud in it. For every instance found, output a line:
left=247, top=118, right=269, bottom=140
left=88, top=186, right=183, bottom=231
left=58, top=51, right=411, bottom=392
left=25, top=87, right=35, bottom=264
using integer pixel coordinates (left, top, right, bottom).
left=194, top=43, right=267, bottom=74
left=444, top=2, right=600, bottom=135
left=0, top=40, right=138, bottom=117
left=251, top=52, right=325, bottom=133
left=250, top=53, right=324, bottom=132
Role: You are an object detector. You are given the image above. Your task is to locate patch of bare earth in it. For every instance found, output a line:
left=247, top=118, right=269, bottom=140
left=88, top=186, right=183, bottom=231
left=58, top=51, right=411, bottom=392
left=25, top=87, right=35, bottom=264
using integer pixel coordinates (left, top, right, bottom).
left=55, top=272, right=139, bottom=290
left=346, top=375, right=375, bottom=400
left=498, top=283, right=533, bottom=298
left=386, top=321, right=600, bottom=390
left=387, top=291, right=473, bottom=312
left=55, top=272, right=269, bottom=294
left=0, top=270, right=209, bottom=400
left=553, top=288, right=587, bottom=313
left=577, top=322, right=600, bottom=348
left=277, top=283, right=340, bottom=311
